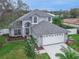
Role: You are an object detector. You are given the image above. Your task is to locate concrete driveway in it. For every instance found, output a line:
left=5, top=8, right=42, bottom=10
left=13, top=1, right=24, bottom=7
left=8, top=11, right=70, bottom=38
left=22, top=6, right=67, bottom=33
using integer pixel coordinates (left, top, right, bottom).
left=43, top=43, right=67, bottom=59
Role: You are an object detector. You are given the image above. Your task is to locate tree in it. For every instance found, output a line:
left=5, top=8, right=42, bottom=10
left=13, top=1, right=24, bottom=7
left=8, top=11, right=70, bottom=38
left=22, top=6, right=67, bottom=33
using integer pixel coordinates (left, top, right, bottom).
left=15, top=0, right=29, bottom=17
left=53, top=16, right=63, bottom=26
left=62, top=10, right=71, bottom=18
left=24, top=36, right=37, bottom=59
left=56, top=46, right=79, bottom=59
left=0, top=0, right=15, bottom=12
left=0, top=0, right=15, bottom=20
left=16, top=0, right=29, bottom=11
left=70, top=8, right=79, bottom=18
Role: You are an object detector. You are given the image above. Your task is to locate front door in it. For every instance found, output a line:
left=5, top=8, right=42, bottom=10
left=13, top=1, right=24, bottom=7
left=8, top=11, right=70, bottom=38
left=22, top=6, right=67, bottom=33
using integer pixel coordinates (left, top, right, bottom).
left=26, top=28, right=29, bottom=35
left=24, top=22, right=31, bottom=35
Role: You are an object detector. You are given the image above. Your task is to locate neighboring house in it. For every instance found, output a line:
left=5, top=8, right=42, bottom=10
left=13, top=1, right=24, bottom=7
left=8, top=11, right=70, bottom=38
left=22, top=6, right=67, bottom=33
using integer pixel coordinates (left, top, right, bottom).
left=9, top=9, right=68, bottom=47
left=64, top=18, right=79, bottom=34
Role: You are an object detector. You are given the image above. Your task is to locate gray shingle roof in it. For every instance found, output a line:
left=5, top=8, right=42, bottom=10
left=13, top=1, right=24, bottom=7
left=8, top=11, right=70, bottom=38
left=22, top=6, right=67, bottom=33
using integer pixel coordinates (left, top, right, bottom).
left=32, top=21, right=68, bottom=36
left=20, top=9, right=53, bottom=20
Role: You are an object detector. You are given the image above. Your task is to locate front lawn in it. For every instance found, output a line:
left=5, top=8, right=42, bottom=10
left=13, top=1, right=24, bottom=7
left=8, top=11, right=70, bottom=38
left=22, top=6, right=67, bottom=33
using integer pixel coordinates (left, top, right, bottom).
left=0, top=36, right=50, bottom=59
left=69, top=34, right=79, bottom=40
left=68, top=34, right=79, bottom=52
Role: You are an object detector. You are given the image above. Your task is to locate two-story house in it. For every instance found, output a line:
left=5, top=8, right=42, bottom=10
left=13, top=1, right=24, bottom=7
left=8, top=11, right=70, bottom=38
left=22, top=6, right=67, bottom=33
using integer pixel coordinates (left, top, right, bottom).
left=9, top=9, right=68, bottom=47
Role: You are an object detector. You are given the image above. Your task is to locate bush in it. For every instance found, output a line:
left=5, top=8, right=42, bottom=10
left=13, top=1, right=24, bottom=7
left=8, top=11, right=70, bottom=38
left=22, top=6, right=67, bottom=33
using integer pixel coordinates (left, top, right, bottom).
left=0, top=36, right=6, bottom=47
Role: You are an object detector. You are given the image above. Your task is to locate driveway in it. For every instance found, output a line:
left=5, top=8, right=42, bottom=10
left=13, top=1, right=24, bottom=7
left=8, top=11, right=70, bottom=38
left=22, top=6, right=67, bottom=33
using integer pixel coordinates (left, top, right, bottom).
left=43, top=43, right=67, bottom=59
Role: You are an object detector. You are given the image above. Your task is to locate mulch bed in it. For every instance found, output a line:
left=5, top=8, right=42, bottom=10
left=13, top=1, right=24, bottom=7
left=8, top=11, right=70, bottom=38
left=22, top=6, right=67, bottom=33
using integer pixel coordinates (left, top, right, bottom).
left=7, top=36, right=27, bottom=41
left=66, top=40, right=75, bottom=45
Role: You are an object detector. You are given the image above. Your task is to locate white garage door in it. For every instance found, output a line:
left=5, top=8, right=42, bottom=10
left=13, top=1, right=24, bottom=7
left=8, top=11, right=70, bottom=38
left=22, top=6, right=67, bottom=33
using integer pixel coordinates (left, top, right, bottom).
left=43, top=34, right=65, bottom=46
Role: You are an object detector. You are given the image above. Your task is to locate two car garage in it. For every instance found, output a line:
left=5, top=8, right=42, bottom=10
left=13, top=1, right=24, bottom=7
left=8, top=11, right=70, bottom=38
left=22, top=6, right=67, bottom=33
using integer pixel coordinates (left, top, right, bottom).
left=32, top=21, right=68, bottom=47
left=42, top=34, right=65, bottom=46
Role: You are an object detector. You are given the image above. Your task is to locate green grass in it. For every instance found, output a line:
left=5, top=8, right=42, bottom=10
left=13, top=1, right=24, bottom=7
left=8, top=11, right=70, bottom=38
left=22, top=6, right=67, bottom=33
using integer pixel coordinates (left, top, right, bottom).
left=0, top=41, right=25, bottom=56
left=68, top=34, right=79, bottom=52
left=37, top=53, right=50, bottom=59
left=0, top=36, right=50, bottom=59
left=69, top=34, right=79, bottom=40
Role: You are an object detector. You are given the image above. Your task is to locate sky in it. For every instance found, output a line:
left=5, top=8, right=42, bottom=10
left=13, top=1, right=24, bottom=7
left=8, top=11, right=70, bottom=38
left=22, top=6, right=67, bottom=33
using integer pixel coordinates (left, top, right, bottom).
left=26, top=0, right=79, bottom=11
left=13, top=0, right=79, bottom=11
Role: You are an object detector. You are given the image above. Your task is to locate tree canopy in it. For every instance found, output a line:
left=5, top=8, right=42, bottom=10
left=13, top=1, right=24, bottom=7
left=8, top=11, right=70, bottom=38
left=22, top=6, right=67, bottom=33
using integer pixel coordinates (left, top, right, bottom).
left=53, top=16, right=63, bottom=26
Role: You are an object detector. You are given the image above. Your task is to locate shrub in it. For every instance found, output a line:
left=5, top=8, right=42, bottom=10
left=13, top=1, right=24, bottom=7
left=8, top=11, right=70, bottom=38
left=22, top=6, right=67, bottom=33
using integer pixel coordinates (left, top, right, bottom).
left=0, top=36, right=6, bottom=47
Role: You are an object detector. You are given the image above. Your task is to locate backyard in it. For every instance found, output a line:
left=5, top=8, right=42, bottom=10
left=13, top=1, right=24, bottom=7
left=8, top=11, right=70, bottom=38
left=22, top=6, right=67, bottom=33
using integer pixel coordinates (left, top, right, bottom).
left=68, top=34, right=79, bottom=52
left=0, top=36, right=50, bottom=59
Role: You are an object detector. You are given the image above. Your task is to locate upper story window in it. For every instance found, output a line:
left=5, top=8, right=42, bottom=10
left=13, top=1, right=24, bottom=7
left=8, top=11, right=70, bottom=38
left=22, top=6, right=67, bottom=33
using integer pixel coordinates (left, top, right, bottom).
left=25, top=22, right=31, bottom=27
left=29, top=17, right=32, bottom=20
left=34, top=16, right=37, bottom=23
left=48, top=17, right=51, bottom=21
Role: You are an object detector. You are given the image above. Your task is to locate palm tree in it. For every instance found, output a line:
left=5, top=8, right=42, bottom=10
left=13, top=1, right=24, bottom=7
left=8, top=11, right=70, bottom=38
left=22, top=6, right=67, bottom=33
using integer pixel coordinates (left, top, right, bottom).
left=56, top=46, right=79, bottom=59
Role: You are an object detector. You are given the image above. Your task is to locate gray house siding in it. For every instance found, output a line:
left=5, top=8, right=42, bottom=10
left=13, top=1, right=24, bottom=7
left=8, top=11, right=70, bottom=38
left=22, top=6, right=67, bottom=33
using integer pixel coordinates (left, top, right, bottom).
left=34, top=16, right=52, bottom=24
left=22, top=15, right=53, bottom=25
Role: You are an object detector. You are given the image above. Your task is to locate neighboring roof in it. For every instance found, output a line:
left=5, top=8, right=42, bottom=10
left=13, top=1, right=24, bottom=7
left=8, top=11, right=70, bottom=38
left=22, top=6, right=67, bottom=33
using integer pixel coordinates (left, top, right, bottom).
left=10, top=9, right=55, bottom=27
left=32, top=21, right=68, bottom=37
left=48, top=13, right=55, bottom=17
left=64, top=18, right=79, bottom=25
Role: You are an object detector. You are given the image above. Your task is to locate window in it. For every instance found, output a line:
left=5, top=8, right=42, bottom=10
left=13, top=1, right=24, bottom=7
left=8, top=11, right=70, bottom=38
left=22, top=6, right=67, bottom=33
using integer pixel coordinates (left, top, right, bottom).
left=48, top=17, right=51, bottom=21
left=25, top=22, right=31, bottom=27
left=26, top=28, right=29, bottom=35
left=29, top=17, right=32, bottom=20
left=34, top=16, right=37, bottom=23
left=14, top=29, right=21, bottom=35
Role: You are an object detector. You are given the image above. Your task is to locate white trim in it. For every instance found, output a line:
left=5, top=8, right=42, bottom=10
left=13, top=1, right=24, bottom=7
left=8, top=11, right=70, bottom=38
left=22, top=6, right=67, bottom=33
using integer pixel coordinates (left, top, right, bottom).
left=22, top=20, right=31, bottom=37
left=22, top=20, right=31, bottom=28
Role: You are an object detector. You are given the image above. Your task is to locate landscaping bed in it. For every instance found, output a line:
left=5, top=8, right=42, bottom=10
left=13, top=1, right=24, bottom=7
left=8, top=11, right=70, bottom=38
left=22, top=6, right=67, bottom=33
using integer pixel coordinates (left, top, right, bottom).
left=68, top=34, right=79, bottom=52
